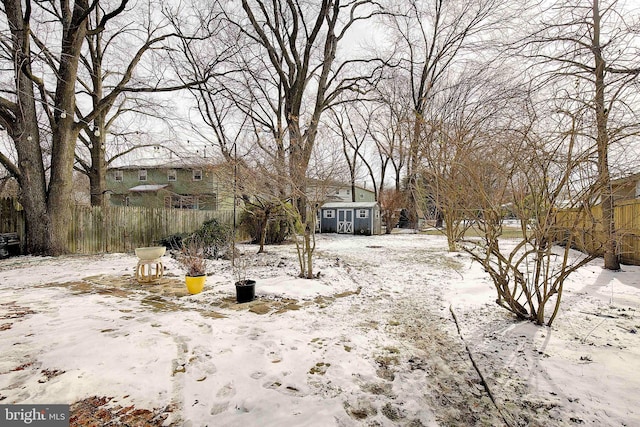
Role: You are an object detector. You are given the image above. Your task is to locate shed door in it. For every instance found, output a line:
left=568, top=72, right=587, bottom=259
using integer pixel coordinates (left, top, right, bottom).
left=337, top=209, right=353, bottom=234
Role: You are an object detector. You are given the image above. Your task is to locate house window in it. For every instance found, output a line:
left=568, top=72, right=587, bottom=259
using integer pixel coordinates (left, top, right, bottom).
left=138, top=169, right=147, bottom=181
left=124, top=196, right=130, bottom=206
left=346, top=189, right=351, bottom=195
left=323, top=209, right=335, bottom=219
left=357, top=209, right=369, bottom=219
left=359, top=193, right=364, bottom=199
left=113, top=170, right=123, bottom=181
left=192, top=169, right=202, bottom=181
left=167, top=169, right=177, bottom=182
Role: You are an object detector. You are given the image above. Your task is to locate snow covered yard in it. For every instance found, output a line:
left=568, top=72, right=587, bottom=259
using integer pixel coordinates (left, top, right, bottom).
left=0, top=233, right=638, bottom=426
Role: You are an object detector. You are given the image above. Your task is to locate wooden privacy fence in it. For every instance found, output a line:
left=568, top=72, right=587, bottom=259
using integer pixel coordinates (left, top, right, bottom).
left=1, top=197, right=242, bottom=255
left=554, top=199, right=640, bottom=265
left=68, top=206, right=239, bottom=254
left=0, top=197, right=24, bottom=234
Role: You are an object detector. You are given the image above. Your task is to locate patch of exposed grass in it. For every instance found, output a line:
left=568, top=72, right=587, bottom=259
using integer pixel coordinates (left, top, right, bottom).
left=421, top=225, right=525, bottom=239
left=309, top=362, right=331, bottom=375
left=383, top=346, right=400, bottom=354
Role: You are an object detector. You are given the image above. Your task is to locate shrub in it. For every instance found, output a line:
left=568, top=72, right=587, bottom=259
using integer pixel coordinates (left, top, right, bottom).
left=193, top=218, right=232, bottom=258
left=159, top=218, right=232, bottom=259
left=157, top=233, right=185, bottom=250
left=239, top=204, right=292, bottom=245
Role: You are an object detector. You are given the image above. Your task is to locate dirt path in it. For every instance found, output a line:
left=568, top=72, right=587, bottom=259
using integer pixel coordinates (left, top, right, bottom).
left=317, top=237, right=560, bottom=426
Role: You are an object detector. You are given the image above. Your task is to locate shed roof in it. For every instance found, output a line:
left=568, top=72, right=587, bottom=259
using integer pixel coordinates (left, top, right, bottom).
left=128, top=184, right=169, bottom=192
left=321, top=202, right=378, bottom=209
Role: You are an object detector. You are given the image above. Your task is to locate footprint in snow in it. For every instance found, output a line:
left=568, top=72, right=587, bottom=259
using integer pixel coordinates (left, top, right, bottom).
left=250, top=371, right=266, bottom=380
left=216, top=382, right=236, bottom=398
left=262, top=378, right=305, bottom=397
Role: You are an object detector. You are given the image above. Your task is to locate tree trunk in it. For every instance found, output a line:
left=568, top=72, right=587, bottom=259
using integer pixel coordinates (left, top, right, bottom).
left=88, top=128, right=108, bottom=207
left=289, top=132, right=308, bottom=223
left=435, top=210, right=444, bottom=228
left=304, top=223, right=313, bottom=279
left=47, top=1, right=91, bottom=255
left=405, top=116, right=423, bottom=229
left=48, top=125, right=78, bottom=255
left=89, top=163, right=108, bottom=207
left=15, top=123, right=49, bottom=254
left=87, top=25, right=109, bottom=208
left=258, top=210, right=268, bottom=254
left=3, top=0, right=50, bottom=254
left=592, top=0, right=620, bottom=270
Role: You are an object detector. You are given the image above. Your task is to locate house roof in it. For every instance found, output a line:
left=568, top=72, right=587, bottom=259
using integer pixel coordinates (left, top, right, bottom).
left=611, top=172, right=640, bottom=185
left=128, top=184, right=169, bottom=192
left=307, top=178, right=375, bottom=194
left=321, top=202, right=378, bottom=209
left=108, top=156, right=222, bottom=170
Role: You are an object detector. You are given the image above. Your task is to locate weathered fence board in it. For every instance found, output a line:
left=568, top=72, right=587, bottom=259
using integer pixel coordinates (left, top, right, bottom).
left=0, top=198, right=25, bottom=252
left=555, top=199, right=640, bottom=265
left=0, top=197, right=23, bottom=234
left=0, top=198, right=242, bottom=255
left=67, top=206, right=239, bottom=254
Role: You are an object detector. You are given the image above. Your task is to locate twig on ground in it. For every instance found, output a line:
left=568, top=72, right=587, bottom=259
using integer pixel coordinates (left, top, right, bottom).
left=581, top=318, right=607, bottom=344
left=579, top=311, right=617, bottom=319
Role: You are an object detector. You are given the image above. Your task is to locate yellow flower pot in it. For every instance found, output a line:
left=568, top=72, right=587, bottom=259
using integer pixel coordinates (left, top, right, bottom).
left=185, top=275, right=206, bottom=294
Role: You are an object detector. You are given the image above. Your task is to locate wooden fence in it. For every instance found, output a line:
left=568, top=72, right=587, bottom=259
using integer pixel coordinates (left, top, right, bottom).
left=68, top=205, right=240, bottom=254
left=0, top=197, right=24, bottom=235
left=554, top=198, right=640, bottom=265
left=0, top=198, right=243, bottom=254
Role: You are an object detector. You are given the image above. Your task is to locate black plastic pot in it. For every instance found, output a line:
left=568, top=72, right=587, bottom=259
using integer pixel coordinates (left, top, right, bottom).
left=235, top=279, right=256, bottom=303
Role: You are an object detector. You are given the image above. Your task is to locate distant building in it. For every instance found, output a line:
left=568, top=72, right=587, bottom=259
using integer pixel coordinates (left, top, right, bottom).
left=106, top=159, right=234, bottom=210
left=307, top=180, right=377, bottom=205
left=318, top=202, right=382, bottom=235
left=330, top=184, right=376, bottom=203
left=611, top=172, right=640, bottom=201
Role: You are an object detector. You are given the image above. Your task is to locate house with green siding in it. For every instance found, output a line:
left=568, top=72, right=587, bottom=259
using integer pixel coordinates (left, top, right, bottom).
left=329, top=184, right=376, bottom=203
left=106, top=159, right=235, bottom=211
left=307, top=179, right=377, bottom=204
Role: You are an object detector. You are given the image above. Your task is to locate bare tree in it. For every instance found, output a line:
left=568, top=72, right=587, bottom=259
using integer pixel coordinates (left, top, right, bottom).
left=420, top=71, right=512, bottom=251
left=174, top=0, right=387, bottom=277
left=369, top=71, right=412, bottom=194
left=378, top=188, right=405, bottom=234
left=224, top=0, right=386, bottom=219
left=384, top=0, right=505, bottom=228
left=168, top=1, right=247, bottom=164
left=0, top=0, right=128, bottom=254
left=328, top=100, right=379, bottom=201
left=517, top=0, right=640, bottom=270
left=75, top=2, right=222, bottom=206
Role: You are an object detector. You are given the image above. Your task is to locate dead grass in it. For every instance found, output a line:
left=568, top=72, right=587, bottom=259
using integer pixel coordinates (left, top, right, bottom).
left=421, top=225, right=525, bottom=239
left=70, top=396, right=172, bottom=427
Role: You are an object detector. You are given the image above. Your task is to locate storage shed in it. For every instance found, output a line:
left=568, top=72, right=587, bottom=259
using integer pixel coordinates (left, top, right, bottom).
left=319, top=202, right=382, bottom=235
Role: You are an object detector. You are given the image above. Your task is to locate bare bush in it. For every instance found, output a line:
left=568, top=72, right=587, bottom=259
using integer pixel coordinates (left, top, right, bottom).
left=463, top=107, right=598, bottom=326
